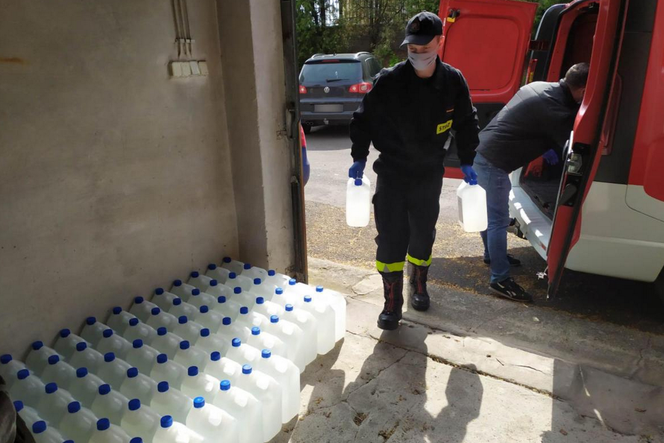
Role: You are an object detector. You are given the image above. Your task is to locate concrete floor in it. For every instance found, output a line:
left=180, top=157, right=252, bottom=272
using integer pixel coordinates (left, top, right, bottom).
left=271, top=267, right=662, bottom=442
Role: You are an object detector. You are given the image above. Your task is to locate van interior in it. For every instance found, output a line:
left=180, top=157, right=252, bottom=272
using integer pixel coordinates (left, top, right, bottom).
left=519, top=3, right=599, bottom=219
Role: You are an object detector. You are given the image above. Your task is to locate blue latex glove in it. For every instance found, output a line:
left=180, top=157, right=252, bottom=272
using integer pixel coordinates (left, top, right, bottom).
left=543, top=149, right=559, bottom=165
left=349, top=160, right=366, bottom=179
left=460, top=165, right=478, bottom=185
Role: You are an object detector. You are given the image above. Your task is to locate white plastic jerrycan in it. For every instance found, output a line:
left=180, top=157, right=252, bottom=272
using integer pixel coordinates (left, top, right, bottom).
left=346, top=176, right=371, bottom=227
left=212, top=379, right=263, bottom=443
left=457, top=182, right=488, bottom=232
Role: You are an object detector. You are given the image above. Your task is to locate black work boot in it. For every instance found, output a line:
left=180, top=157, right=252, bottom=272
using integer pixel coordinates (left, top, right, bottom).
left=409, top=264, right=430, bottom=311
left=377, top=271, right=403, bottom=330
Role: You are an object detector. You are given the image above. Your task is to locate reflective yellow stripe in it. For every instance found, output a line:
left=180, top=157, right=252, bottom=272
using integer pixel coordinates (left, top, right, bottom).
left=376, top=260, right=405, bottom=273
left=406, top=254, right=432, bottom=267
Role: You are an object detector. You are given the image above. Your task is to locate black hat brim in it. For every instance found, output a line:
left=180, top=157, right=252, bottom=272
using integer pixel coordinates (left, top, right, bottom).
left=400, top=34, right=435, bottom=48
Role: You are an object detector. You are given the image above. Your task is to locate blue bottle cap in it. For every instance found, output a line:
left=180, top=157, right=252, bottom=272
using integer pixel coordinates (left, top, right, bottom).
left=97, top=418, right=110, bottom=431
left=151, top=307, right=161, bottom=315
left=191, top=271, right=200, bottom=278
left=64, top=440, right=74, bottom=443
left=355, top=178, right=363, bottom=186
left=220, top=379, right=231, bottom=391
left=173, top=279, right=183, bottom=287
left=256, top=297, right=265, bottom=305
left=275, top=288, right=284, bottom=295
left=104, top=352, right=115, bottom=362
left=76, top=368, right=88, bottom=378
left=48, top=355, right=60, bottom=365
left=0, top=354, right=12, bottom=364
left=76, top=342, right=87, bottom=352
left=60, top=328, right=71, bottom=338
left=112, top=307, right=122, bottom=315
left=17, top=369, right=29, bottom=380
left=222, top=317, right=231, bottom=326
left=178, top=316, right=188, bottom=324
left=86, top=317, right=96, bottom=325
left=234, top=287, right=242, bottom=295
left=316, top=285, right=324, bottom=292
left=242, top=364, right=252, bottom=375
left=210, top=280, right=218, bottom=287
left=155, top=288, right=164, bottom=295
left=208, top=263, right=217, bottom=270
left=133, top=339, right=143, bottom=349
left=68, top=401, right=81, bottom=414
left=173, top=298, right=182, bottom=306
left=211, top=351, right=221, bottom=361
left=268, top=270, right=276, bottom=276
left=131, top=438, right=143, bottom=443
left=192, top=289, right=200, bottom=296
left=102, top=329, right=113, bottom=338
left=232, top=338, right=241, bottom=347
left=161, top=415, right=173, bottom=428
left=98, top=384, right=111, bottom=395
left=127, top=367, right=139, bottom=378
left=31, top=341, right=44, bottom=350
left=157, top=327, right=168, bottom=336
left=158, top=381, right=169, bottom=393
left=270, top=315, right=279, bottom=323
left=193, top=396, right=205, bottom=408
left=200, top=305, right=209, bottom=314
left=128, top=398, right=141, bottom=411
left=200, top=328, right=210, bottom=337
left=180, top=341, right=190, bottom=350
left=32, top=421, right=47, bottom=434
left=13, top=401, right=23, bottom=412
left=262, top=349, right=272, bottom=359
left=254, top=278, right=262, bottom=285
left=251, top=327, right=260, bottom=336
left=289, top=278, right=297, bottom=286
left=304, top=296, right=312, bottom=303
left=240, top=307, right=249, bottom=315
left=45, top=382, right=58, bottom=394
left=229, top=272, right=237, bottom=279
left=135, top=296, right=144, bottom=304
left=129, top=318, right=139, bottom=326
left=244, top=263, right=252, bottom=270
left=285, top=304, right=294, bottom=312
left=188, top=366, right=199, bottom=376
left=157, top=354, right=168, bottom=364
left=218, top=296, right=227, bottom=303
left=223, top=257, right=231, bottom=263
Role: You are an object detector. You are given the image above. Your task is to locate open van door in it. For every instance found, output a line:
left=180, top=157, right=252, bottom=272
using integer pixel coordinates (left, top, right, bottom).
left=546, top=0, right=623, bottom=297
left=438, top=0, right=537, bottom=178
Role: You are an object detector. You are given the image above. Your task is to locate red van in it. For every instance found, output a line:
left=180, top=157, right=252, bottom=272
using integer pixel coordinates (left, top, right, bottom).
left=438, top=0, right=664, bottom=298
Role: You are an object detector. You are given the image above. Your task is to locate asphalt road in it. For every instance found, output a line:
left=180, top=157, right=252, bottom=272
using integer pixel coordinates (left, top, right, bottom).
left=303, top=124, right=664, bottom=335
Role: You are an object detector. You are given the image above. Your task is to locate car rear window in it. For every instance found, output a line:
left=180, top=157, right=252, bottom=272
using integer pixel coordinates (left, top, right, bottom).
left=299, top=62, right=362, bottom=84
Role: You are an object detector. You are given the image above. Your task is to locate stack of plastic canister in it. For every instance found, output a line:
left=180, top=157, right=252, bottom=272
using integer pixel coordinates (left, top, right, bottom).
left=3, top=257, right=345, bottom=442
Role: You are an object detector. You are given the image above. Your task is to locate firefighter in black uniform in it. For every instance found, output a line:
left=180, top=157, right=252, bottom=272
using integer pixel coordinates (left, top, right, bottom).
left=349, top=12, right=480, bottom=330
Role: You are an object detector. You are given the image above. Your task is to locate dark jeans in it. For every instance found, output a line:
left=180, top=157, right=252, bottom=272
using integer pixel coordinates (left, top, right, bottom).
left=373, top=173, right=443, bottom=272
left=474, top=153, right=512, bottom=284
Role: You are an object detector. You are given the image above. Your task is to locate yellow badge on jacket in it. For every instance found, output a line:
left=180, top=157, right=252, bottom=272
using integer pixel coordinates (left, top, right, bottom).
left=436, top=120, right=453, bottom=134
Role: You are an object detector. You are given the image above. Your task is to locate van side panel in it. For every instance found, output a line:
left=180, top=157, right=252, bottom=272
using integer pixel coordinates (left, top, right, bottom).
left=568, top=183, right=664, bottom=282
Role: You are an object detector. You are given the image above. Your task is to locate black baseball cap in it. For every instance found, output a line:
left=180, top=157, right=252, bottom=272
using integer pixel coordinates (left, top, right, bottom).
left=401, top=12, right=443, bottom=47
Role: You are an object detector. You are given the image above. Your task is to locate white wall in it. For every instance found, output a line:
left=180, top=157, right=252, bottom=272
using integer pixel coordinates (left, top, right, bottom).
left=0, top=0, right=294, bottom=358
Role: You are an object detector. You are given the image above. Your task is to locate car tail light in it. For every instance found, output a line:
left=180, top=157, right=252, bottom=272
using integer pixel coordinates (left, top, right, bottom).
left=299, top=85, right=307, bottom=94
left=349, top=82, right=372, bottom=94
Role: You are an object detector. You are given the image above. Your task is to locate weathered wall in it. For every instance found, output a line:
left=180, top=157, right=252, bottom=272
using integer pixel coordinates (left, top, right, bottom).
left=217, top=0, right=295, bottom=272
left=0, top=0, right=240, bottom=357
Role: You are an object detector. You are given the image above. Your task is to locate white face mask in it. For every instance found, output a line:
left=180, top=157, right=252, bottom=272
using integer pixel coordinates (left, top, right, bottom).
left=408, top=49, right=437, bottom=71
